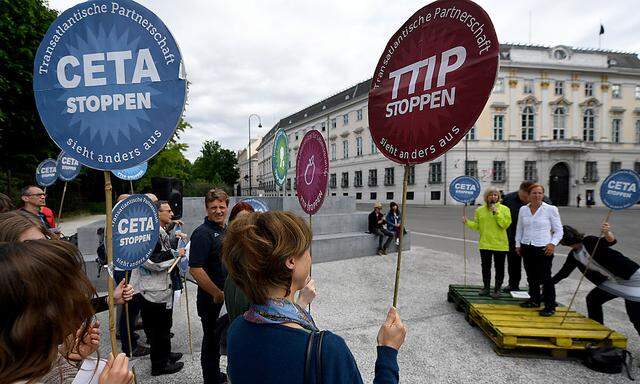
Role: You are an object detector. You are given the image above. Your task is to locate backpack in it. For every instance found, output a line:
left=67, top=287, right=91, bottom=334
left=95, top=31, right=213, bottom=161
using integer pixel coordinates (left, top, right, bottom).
left=584, top=344, right=634, bottom=380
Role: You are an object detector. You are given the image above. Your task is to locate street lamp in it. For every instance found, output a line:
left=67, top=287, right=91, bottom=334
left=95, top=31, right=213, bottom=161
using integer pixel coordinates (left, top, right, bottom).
left=248, top=114, right=262, bottom=196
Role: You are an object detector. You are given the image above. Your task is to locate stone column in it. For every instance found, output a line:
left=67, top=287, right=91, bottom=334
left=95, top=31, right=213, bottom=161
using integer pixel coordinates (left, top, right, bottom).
left=571, top=73, right=580, bottom=139
left=600, top=74, right=610, bottom=142
left=540, top=72, right=550, bottom=140
left=508, top=70, right=518, bottom=140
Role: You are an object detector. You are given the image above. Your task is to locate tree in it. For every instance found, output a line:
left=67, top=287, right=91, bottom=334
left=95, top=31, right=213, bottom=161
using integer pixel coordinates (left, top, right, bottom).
left=0, top=0, right=58, bottom=196
left=192, top=140, right=239, bottom=188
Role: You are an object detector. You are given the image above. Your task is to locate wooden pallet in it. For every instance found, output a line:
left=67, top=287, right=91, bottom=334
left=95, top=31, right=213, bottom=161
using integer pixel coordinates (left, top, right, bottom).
left=447, top=284, right=527, bottom=323
left=469, top=303, right=627, bottom=359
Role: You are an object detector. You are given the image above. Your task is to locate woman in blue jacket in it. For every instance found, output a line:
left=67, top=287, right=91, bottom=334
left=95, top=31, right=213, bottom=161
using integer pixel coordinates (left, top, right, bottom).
left=222, top=211, right=407, bottom=384
left=386, top=202, right=403, bottom=246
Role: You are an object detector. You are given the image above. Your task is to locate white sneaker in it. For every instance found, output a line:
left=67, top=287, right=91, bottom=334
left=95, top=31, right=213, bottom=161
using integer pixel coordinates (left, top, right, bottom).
left=395, top=239, right=400, bottom=246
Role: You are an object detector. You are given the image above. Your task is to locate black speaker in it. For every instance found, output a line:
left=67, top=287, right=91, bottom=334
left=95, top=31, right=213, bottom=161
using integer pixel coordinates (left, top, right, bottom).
left=151, top=177, right=183, bottom=219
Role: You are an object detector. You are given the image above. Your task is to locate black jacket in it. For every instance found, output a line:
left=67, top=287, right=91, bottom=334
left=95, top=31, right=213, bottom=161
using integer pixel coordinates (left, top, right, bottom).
left=368, top=211, right=384, bottom=233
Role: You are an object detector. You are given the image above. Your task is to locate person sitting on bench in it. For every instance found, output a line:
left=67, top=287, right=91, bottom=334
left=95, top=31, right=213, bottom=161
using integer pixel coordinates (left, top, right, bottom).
left=368, top=202, right=394, bottom=256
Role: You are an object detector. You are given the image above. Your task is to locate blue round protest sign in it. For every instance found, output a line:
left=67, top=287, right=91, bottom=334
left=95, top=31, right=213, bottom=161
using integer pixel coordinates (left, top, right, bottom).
left=36, top=158, right=58, bottom=187
left=449, top=176, right=481, bottom=203
left=242, top=198, right=269, bottom=213
left=112, top=194, right=159, bottom=270
left=57, top=151, right=82, bottom=181
left=600, top=169, right=640, bottom=210
left=112, top=162, right=148, bottom=180
left=272, top=129, right=289, bottom=186
left=33, top=0, right=187, bottom=171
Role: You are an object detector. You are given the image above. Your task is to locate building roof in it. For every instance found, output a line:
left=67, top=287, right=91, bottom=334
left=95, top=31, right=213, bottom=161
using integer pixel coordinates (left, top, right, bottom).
left=500, top=43, right=640, bottom=69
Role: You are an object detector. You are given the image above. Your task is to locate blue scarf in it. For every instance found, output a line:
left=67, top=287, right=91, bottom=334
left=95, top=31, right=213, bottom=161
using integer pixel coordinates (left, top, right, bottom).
left=244, top=298, right=318, bottom=332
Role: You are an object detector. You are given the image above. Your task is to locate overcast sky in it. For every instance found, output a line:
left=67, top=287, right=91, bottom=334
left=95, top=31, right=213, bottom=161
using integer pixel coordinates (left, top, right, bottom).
left=48, top=0, right=640, bottom=161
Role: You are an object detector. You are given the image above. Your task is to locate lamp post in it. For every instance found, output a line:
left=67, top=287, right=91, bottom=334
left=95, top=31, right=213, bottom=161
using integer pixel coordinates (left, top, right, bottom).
left=248, top=114, right=262, bottom=196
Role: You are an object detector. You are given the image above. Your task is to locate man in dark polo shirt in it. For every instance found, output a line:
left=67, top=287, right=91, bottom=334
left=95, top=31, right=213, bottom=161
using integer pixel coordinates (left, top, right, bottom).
left=189, top=189, right=228, bottom=384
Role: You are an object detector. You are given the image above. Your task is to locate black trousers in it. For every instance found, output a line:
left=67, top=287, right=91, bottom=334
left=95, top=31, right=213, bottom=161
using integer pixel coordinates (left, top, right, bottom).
left=521, top=244, right=556, bottom=308
left=587, top=287, right=640, bottom=336
left=506, top=248, right=522, bottom=289
left=114, top=270, right=141, bottom=355
left=372, top=227, right=394, bottom=251
left=200, top=301, right=224, bottom=384
left=140, top=297, right=173, bottom=369
left=479, top=250, right=507, bottom=289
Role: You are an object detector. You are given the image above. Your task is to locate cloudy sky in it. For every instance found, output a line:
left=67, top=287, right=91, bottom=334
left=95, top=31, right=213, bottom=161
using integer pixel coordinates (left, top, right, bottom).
left=48, top=0, right=640, bottom=161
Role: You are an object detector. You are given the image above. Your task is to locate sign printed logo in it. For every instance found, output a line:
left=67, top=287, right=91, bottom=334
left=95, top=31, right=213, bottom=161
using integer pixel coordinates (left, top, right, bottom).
left=369, top=0, right=499, bottom=164
left=449, top=175, right=481, bottom=203
left=57, top=151, right=82, bottom=181
left=600, top=169, right=640, bottom=210
left=112, top=194, right=159, bottom=270
left=296, top=130, right=329, bottom=215
left=241, top=198, right=269, bottom=213
left=33, top=0, right=187, bottom=171
left=272, top=128, right=289, bottom=186
left=112, top=161, right=148, bottom=181
left=36, top=158, right=58, bottom=187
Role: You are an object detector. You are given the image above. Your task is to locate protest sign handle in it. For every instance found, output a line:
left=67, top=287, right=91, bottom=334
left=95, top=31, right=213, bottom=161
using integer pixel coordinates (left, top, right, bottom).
left=392, top=165, right=410, bottom=307
left=463, top=204, right=467, bottom=286
left=308, top=213, right=312, bottom=314
left=104, top=171, right=118, bottom=353
left=124, top=270, right=134, bottom=358
left=130, top=180, right=134, bottom=194
left=57, top=181, right=68, bottom=226
left=560, top=209, right=613, bottom=325
left=183, top=276, right=193, bottom=355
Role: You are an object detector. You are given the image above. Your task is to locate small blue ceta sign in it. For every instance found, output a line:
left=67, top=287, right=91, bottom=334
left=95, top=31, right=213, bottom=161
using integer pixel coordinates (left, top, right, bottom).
left=33, top=0, right=187, bottom=171
left=112, top=194, right=159, bottom=270
left=36, top=158, right=58, bottom=187
left=57, top=151, right=82, bottom=181
left=449, top=175, right=481, bottom=203
left=112, top=161, right=148, bottom=180
left=241, top=198, right=269, bottom=213
left=599, top=169, right=640, bottom=210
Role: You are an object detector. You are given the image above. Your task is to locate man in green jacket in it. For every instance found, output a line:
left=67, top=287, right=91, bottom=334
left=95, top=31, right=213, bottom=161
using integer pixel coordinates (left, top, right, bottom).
left=463, top=186, right=512, bottom=297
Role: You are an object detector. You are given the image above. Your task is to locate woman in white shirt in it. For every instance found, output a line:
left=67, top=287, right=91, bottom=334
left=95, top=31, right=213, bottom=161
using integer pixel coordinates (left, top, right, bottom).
left=515, top=183, right=563, bottom=316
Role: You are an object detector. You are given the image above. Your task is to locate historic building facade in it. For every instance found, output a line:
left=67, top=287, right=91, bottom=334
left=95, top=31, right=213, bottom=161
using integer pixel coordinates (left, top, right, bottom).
left=255, top=44, right=640, bottom=206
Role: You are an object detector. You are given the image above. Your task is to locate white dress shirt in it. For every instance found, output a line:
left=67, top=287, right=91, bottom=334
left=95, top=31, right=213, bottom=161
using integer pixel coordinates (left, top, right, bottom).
left=515, top=202, right=563, bottom=247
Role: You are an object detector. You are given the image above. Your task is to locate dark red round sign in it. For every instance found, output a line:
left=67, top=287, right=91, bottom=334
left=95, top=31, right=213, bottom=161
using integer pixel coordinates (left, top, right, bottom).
left=369, top=0, right=499, bottom=164
left=296, top=130, right=329, bottom=215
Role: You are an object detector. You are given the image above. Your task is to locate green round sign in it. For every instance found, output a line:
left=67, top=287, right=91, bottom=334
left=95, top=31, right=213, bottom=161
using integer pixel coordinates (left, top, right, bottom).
left=272, top=128, right=289, bottom=186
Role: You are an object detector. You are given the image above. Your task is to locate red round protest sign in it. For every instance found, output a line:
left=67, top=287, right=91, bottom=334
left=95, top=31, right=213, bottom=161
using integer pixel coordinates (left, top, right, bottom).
left=369, top=0, right=499, bottom=164
left=296, top=130, right=329, bottom=215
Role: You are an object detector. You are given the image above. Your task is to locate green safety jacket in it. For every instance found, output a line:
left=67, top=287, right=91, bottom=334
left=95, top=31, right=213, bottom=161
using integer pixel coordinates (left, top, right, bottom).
left=465, top=202, right=512, bottom=251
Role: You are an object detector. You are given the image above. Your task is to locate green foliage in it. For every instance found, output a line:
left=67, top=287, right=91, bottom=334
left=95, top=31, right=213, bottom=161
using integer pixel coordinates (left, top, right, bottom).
left=192, top=140, right=239, bottom=188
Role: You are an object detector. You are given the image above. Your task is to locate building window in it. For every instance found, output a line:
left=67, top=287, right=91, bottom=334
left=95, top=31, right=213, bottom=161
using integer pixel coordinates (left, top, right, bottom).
left=386, top=192, right=394, bottom=200
left=330, top=143, right=336, bottom=161
left=331, top=192, right=336, bottom=196
left=329, top=173, right=336, bottom=189
left=331, top=118, right=337, bottom=129
left=356, top=109, right=363, bottom=121
left=371, top=140, right=378, bottom=154
left=341, top=172, right=349, bottom=188
left=610, top=161, right=622, bottom=173
left=554, top=81, right=564, bottom=96
left=286, top=178, right=291, bottom=190
left=553, top=107, right=566, bottom=140
left=585, top=161, right=598, bottom=182
left=466, top=126, right=476, bottom=140
left=407, top=165, right=415, bottom=185
left=356, top=192, right=362, bottom=200
left=635, top=162, right=640, bottom=175
left=636, top=120, right=640, bottom=143
left=612, top=119, right=622, bottom=143
left=406, top=191, right=414, bottom=200
left=585, top=82, right=594, bottom=97
left=612, top=84, right=622, bottom=99
left=295, top=132, right=299, bottom=140
left=583, top=109, right=595, bottom=142
left=465, top=160, right=478, bottom=177
left=321, top=122, right=326, bottom=132
left=493, top=77, right=504, bottom=93
left=521, top=106, right=535, bottom=140
left=384, top=167, right=395, bottom=186
left=343, top=193, right=348, bottom=197
left=523, top=79, right=534, bottom=94
left=293, top=177, right=297, bottom=190
left=342, top=140, right=349, bottom=159
left=553, top=49, right=567, bottom=60
left=370, top=192, right=377, bottom=200
left=343, top=113, right=349, bottom=125
left=368, top=169, right=378, bottom=187
left=493, top=115, right=504, bottom=141
left=429, top=162, right=442, bottom=184
left=431, top=191, right=441, bottom=200
left=354, top=170, right=363, bottom=187
left=524, top=161, right=537, bottom=182
left=356, top=137, right=363, bottom=156
left=492, top=161, right=506, bottom=183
